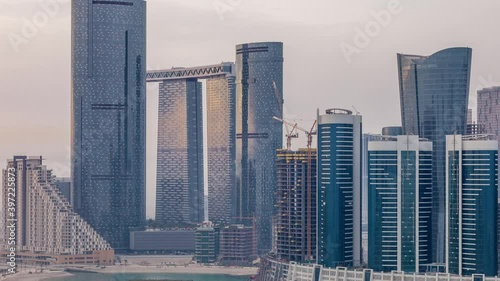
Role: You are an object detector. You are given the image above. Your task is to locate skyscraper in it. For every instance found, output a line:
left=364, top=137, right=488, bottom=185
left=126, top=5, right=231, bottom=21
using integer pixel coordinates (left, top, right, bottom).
left=275, top=149, right=317, bottom=263
left=368, top=136, right=433, bottom=273
left=235, top=42, right=284, bottom=253
left=71, top=0, right=147, bottom=250
left=2, top=157, right=114, bottom=265
left=362, top=134, right=383, bottom=224
left=206, top=75, right=237, bottom=225
left=445, top=135, right=498, bottom=276
left=155, top=79, right=204, bottom=224
left=478, top=87, right=500, bottom=139
left=398, top=47, right=472, bottom=262
left=147, top=63, right=236, bottom=225
left=317, top=108, right=362, bottom=268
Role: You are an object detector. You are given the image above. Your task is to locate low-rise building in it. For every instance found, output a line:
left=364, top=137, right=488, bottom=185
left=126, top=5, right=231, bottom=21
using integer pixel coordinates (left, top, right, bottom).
left=130, top=228, right=196, bottom=254
left=195, top=223, right=219, bottom=264
left=219, top=224, right=257, bottom=265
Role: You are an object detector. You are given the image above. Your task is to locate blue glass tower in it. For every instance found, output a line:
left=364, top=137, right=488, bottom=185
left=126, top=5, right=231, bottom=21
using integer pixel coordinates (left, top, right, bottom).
left=235, top=42, right=284, bottom=253
left=317, top=108, right=362, bottom=267
left=71, top=0, right=146, bottom=250
left=445, top=135, right=498, bottom=276
left=398, top=48, right=472, bottom=262
left=368, top=136, right=432, bottom=273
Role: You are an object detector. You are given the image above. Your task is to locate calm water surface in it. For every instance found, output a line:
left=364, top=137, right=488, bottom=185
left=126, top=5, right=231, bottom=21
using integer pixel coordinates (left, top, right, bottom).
left=49, top=272, right=251, bottom=281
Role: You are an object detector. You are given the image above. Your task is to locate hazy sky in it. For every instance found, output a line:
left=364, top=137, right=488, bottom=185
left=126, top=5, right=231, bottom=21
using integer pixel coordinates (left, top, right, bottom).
left=2, top=0, right=500, bottom=218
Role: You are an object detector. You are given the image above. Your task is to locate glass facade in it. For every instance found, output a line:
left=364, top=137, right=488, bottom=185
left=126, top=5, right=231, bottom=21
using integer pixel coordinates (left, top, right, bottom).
left=206, top=76, right=237, bottom=225
left=235, top=42, right=284, bottom=253
left=156, top=79, right=204, bottom=224
left=446, top=135, right=498, bottom=276
left=71, top=0, right=146, bottom=250
left=368, top=149, right=398, bottom=272
left=150, top=64, right=236, bottom=226
left=368, top=136, right=432, bottom=273
left=398, top=48, right=472, bottom=262
left=362, top=134, right=383, bottom=224
left=317, top=109, right=362, bottom=268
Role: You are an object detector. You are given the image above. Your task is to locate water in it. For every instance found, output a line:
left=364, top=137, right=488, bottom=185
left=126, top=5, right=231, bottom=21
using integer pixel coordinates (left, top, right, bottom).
left=49, top=272, right=251, bottom=281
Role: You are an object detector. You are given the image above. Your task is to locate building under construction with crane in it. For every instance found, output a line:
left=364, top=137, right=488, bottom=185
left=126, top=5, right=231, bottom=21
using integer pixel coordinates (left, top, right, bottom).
left=275, top=148, right=317, bottom=263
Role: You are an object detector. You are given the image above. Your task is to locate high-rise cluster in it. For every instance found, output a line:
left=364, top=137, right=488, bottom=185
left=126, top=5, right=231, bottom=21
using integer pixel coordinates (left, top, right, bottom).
left=398, top=48, right=473, bottom=262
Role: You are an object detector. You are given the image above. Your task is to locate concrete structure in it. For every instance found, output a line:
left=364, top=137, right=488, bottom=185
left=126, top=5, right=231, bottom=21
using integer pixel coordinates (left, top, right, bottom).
left=130, top=229, right=196, bottom=253
left=466, top=109, right=478, bottom=135
left=2, top=157, right=113, bottom=265
left=235, top=42, right=284, bottom=253
left=256, top=257, right=500, bottom=281
left=445, top=135, right=498, bottom=276
left=398, top=48, right=472, bottom=262
left=71, top=0, right=147, bottom=250
left=54, top=177, right=71, bottom=205
left=219, top=224, right=257, bottom=265
left=317, top=108, right=362, bottom=268
left=275, top=149, right=317, bottom=263
left=195, top=223, right=219, bottom=264
left=368, top=136, right=433, bottom=272
left=147, top=63, right=236, bottom=225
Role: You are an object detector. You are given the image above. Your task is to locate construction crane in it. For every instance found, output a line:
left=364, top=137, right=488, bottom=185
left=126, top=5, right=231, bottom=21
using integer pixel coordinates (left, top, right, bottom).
left=274, top=117, right=317, bottom=259
left=272, top=116, right=299, bottom=150
left=272, top=81, right=300, bottom=150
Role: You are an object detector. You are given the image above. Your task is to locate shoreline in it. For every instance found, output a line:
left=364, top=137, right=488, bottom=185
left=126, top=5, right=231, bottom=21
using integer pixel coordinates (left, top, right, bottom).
left=98, top=264, right=258, bottom=276
left=0, top=265, right=258, bottom=281
left=2, top=271, right=72, bottom=281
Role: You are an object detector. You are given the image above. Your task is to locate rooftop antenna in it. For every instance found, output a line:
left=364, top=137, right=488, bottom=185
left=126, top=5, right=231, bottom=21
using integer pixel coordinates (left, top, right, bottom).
left=352, top=106, right=360, bottom=115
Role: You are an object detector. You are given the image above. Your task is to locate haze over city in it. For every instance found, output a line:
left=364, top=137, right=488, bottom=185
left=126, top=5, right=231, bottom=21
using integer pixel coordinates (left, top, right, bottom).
left=2, top=0, right=500, bottom=220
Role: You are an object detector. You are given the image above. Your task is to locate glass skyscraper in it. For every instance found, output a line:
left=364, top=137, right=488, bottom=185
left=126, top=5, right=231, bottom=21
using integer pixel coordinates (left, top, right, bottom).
left=156, top=79, right=204, bottom=224
left=206, top=75, right=237, bottom=225
left=368, top=136, right=432, bottom=273
left=445, top=135, right=498, bottom=276
left=398, top=47, right=472, bottom=262
left=317, top=108, right=362, bottom=268
left=235, top=42, right=284, bottom=253
left=362, top=134, right=383, bottom=224
left=71, top=0, right=146, bottom=250
left=148, top=63, right=236, bottom=226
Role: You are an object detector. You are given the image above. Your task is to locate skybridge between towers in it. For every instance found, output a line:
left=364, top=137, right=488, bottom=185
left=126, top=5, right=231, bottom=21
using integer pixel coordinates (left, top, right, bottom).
left=146, top=62, right=237, bottom=227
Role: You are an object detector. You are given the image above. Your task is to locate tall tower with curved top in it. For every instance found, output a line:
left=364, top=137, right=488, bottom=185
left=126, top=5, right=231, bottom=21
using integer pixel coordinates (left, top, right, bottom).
left=71, top=0, right=146, bottom=251
left=236, top=42, right=284, bottom=253
left=398, top=47, right=472, bottom=263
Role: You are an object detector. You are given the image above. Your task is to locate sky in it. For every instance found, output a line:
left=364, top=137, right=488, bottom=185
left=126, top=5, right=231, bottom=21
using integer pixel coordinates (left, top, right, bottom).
left=2, top=0, right=500, bottom=218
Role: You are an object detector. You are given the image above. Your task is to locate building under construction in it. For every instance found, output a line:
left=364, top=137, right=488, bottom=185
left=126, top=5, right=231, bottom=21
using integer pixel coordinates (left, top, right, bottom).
left=219, top=224, right=257, bottom=265
left=275, top=148, right=317, bottom=263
